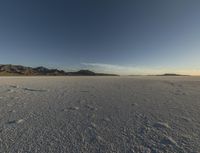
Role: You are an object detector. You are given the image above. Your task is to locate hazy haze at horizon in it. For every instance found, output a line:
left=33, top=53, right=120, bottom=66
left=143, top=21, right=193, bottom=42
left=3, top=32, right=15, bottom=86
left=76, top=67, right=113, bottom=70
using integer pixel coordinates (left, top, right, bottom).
left=0, top=0, right=200, bottom=75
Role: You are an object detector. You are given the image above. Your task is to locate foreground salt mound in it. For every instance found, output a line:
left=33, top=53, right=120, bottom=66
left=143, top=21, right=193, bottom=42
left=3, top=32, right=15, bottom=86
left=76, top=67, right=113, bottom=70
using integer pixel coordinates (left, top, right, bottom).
left=0, top=76, right=200, bottom=152
left=161, top=135, right=179, bottom=147
left=153, top=122, right=171, bottom=129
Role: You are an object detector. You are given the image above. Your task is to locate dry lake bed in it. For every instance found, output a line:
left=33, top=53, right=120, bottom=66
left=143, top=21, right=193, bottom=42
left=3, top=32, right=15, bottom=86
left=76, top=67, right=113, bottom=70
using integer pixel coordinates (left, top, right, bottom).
left=0, top=76, right=200, bottom=153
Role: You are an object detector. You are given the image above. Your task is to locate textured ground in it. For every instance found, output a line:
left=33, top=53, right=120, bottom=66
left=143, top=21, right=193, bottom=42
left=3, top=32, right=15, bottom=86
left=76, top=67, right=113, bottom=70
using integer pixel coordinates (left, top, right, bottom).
left=0, top=76, right=200, bottom=153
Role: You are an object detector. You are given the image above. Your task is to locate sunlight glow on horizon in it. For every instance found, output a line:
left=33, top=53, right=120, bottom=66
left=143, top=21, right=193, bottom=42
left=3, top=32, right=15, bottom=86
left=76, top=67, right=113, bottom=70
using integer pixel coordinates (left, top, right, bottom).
left=81, top=63, right=200, bottom=76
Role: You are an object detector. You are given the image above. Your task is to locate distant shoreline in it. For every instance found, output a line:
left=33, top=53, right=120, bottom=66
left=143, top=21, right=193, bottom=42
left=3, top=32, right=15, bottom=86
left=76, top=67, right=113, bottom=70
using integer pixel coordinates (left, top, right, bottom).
left=129, top=73, right=191, bottom=77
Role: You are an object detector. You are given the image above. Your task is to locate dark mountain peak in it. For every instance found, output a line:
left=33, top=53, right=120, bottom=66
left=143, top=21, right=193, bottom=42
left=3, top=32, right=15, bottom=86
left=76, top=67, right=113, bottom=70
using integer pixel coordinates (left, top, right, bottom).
left=160, top=73, right=190, bottom=76
left=33, top=66, right=50, bottom=72
left=77, top=70, right=96, bottom=75
left=66, top=69, right=95, bottom=76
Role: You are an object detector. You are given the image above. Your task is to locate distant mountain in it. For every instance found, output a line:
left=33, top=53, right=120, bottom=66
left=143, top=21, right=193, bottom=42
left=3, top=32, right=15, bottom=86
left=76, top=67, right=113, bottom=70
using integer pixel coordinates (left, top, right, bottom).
left=129, top=73, right=190, bottom=77
left=0, top=64, right=118, bottom=76
left=66, top=70, right=96, bottom=76
left=66, top=70, right=118, bottom=76
left=157, top=73, right=190, bottom=76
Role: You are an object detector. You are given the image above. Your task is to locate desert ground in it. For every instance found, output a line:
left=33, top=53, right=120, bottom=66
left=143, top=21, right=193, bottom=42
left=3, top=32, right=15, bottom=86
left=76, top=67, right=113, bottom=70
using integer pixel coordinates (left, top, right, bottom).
left=0, top=76, right=200, bottom=153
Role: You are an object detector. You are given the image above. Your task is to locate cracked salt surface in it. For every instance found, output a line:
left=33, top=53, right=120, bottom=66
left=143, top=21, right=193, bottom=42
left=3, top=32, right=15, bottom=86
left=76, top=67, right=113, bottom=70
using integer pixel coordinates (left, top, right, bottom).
left=0, top=76, right=200, bottom=152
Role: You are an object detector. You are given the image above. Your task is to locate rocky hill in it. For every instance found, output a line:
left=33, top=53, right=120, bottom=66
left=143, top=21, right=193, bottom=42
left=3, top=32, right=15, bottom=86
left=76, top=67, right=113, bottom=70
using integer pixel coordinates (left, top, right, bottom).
left=0, top=64, right=118, bottom=76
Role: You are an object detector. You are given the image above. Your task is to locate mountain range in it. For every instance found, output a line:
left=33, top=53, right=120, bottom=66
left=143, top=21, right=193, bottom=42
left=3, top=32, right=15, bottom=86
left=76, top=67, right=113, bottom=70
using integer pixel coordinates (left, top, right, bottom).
left=0, top=64, right=118, bottom=76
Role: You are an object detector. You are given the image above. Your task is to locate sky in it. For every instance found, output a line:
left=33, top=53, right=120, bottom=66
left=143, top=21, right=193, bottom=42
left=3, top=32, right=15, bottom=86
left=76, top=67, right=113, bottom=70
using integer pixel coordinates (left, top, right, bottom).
left=0, top=0, right=200, bottom=75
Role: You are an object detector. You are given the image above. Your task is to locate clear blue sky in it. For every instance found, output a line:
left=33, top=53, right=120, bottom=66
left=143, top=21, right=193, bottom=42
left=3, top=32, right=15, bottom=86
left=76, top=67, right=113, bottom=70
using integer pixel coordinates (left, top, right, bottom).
left=0, top=0, right=200, bottom=75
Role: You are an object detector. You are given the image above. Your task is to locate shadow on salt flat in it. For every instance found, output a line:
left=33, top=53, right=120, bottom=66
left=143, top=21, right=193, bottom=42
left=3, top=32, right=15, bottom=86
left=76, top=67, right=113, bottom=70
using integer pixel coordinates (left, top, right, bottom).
left=22, top=88, right=47, bottom=92
left=8, top=85, right=47, bottom=92
left=5, top=119, right=24, bottom=128
left=9, top=85, right=18, bottom=88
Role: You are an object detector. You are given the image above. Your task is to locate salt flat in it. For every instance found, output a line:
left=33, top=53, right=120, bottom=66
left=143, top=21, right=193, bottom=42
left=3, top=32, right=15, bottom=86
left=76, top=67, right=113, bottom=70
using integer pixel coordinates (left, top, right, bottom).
left=0, top=76, right=200, bottom=153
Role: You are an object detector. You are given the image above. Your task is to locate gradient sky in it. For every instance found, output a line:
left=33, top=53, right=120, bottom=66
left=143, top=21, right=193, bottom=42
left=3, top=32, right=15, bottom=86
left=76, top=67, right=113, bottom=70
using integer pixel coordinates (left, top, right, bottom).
left=0, top=0, right=200, bottom=75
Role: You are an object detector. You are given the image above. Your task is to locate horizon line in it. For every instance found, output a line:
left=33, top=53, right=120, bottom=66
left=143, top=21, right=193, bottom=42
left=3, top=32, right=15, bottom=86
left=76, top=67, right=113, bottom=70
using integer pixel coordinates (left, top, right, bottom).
left=0, top=63, right=200, bottom=76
